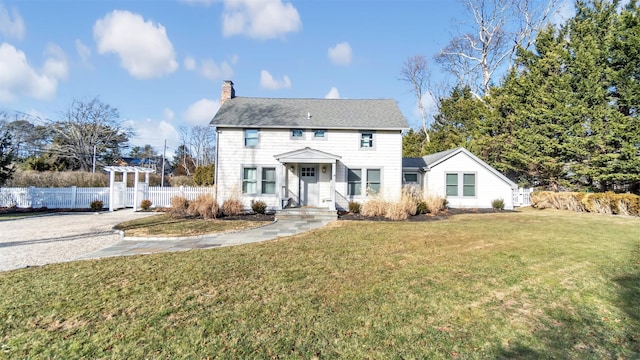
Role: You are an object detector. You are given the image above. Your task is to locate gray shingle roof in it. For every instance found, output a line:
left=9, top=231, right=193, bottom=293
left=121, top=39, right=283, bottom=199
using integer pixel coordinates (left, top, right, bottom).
left=402, top=157, right=427, bottom=168
left=421, top=147, right=460, bottom=167
left=210, top=97, right=408, bottom=130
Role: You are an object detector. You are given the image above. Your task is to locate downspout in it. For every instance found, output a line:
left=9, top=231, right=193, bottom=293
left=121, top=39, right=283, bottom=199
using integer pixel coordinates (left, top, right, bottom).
left=214, top=128, right=220, bottom=201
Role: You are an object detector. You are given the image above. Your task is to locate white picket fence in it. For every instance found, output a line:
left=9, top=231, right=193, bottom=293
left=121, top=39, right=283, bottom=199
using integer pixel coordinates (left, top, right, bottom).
left=513, top=187, right=534, bottom=207
left=0, top=186, right=215, bottom=209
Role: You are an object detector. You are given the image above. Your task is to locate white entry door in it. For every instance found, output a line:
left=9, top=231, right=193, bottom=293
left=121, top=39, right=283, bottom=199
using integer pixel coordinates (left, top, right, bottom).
left=300, top=165, right=319, bottom=207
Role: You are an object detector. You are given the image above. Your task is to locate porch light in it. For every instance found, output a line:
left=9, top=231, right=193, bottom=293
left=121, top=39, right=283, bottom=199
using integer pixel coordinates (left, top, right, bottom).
left=322, top=166, right=327, bottom=173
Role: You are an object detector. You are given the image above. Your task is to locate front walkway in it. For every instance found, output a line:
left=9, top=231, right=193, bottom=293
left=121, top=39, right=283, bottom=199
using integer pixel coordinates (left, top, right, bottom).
left=76, top=217, right=333, bottom=260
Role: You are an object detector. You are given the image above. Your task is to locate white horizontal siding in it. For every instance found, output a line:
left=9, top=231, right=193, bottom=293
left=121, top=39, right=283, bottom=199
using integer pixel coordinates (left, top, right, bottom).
left=425, top=152, right=516, bottom=210
left=216, top=128, right=404, bottom=208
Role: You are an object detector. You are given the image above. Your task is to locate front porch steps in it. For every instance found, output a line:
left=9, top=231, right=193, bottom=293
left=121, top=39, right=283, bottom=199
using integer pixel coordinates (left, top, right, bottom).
left=276, top=207, right=338, bottom=221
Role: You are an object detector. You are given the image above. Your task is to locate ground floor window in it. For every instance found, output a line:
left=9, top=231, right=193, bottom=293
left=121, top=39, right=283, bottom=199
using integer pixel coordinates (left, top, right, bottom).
left=446, top=172, right=476, bottom=197
left=243, top=166, right=277, bottom=195
left=347, top=169, right=361, bottom=196
left=243, top=167, right=257, bottom=194
left=347, top=167, right=381, bottom=196
left=262, top=167, right=276, bottom=194
left=366, top=169, right=381, bottom=194
left=403, top=173, right=419, bottom=184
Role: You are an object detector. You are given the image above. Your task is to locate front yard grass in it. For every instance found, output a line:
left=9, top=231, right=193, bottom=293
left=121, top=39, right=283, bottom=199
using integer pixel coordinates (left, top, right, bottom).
left=113, top=213, right=272, bottom=237
left=1, top=208, right=638, bottom=358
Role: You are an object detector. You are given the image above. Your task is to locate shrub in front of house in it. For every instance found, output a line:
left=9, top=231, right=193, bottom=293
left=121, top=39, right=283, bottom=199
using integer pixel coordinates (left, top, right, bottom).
left=187, top=194, right=219, bottom=219
left=140, top=199, right=152, bottom=211
left=251, top=200, right=267, bottom=214
left=222, top=197, right=243, bottom=216
left=423, top=193, right=446, bottom=215
left=491, top=198, right=505, bottom=211
left=89, top=199, right=103, bottom=211
left=361, top=198, right=387, bottom=217
left=169, top=196, right=190, bottom=219
left=348, top=201, right=361, bottom=214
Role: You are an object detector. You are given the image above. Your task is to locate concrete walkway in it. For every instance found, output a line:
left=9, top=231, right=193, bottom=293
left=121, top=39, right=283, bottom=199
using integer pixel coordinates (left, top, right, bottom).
left=75, top=217, right=333, bottom=261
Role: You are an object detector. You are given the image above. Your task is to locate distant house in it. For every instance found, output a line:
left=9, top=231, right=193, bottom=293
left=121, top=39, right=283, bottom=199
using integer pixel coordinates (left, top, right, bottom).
left=210, top=81, right=408, bottom=211
left=402, top=147, right=519, bottom=210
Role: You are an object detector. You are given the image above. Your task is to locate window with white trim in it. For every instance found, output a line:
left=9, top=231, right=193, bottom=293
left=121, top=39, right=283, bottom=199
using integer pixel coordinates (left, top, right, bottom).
left=366, top=169, right=381, bottom=194
left=313, top=129, right=326, bottom=138
left=262, top=168, right=276, bottom=194
left=244, top=129, right=259, bottom=147
left=291, top=129, right=304, bottom=139
left=243, top=167, right=257, bottom=194
left=446, top=172, right=476, bottom=197
left=347, top=169, right=361, bottom=196
left=360, top=132, right=374, bottom=148
left=403, top=173, right=419, bottom=184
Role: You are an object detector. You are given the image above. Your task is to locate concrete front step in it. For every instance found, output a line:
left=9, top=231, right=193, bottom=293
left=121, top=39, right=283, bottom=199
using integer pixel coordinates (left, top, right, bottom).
left=276, top=207, right=338, bottom=221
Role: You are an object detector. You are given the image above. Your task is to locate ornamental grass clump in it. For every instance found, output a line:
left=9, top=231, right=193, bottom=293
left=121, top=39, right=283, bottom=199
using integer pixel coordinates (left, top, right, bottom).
left=169, top=196, right=190, bottom=219
left=423, top=192, right=446, bottom=215
left=531, top=191, right=640, bottom=216
left=222, top=196, right=243, bottom=216
left=188, top=194, right=219, bottom=220
left=360, top=197, right=387, bottom=217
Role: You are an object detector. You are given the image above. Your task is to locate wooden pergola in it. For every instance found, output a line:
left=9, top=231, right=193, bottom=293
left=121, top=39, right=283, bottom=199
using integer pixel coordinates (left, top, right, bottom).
left=103, top=166, right=156, bottom=212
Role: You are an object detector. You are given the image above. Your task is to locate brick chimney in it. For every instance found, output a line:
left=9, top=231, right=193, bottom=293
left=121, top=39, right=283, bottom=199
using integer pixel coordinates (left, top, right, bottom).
left=221, top=80, right=235, bottom=106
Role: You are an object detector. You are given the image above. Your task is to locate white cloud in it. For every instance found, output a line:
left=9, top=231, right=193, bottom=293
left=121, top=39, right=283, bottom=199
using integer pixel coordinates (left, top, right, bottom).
left=0, top=42, right=68, bottom=102
left=185, top=56, right=234, bottom=81
left=126, top=118, right=180, bottom=151
left=0, top=3, right=25, bottom=40
left=183, top=98, right=220, bottom=125
left=200, top=59, right=234, bottom=80
left=75, top=39, right=91, bottom=63
left=184, top=56, right=196, bottom=71
left=93, top=10, right=178, bottom=79
left=328, top=42, right=352, bottom=66
left=163, top=108, right=175, bottom=121
left=260, top=70, right=291, bottom=90
left=222, top=0, right=301, bottom=40
left=325, top=87, right=340, bottom=99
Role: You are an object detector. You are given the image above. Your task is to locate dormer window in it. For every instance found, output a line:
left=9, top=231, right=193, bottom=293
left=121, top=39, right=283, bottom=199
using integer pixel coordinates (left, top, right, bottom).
left=313, top=129, right=326, bottom=138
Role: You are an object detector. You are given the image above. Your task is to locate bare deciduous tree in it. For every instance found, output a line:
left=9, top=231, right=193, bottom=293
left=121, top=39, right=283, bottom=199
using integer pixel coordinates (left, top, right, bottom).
left=436, top=0, right=558, bottom=98
left=177, top=125, right=216, bottom=175
left=400, top=54, right=435, bottom=142
left=49, top=97, right=133, bottom=171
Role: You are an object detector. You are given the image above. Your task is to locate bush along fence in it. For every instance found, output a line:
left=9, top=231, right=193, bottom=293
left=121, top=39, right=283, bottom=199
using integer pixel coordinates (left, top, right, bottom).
left=0, top=186, right=216, bottom=210
left=531, top=191, right=640, bottom=216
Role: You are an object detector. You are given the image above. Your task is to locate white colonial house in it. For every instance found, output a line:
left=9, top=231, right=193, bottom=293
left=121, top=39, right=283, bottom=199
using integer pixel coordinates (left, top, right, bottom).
left=211, top=81, right=409, bottom=211
left=402, top=147, right=520, bottom=210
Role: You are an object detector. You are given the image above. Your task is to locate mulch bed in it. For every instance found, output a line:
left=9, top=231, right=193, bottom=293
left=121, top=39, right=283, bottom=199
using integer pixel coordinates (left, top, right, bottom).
left=1, top=207, right=508, bottom=222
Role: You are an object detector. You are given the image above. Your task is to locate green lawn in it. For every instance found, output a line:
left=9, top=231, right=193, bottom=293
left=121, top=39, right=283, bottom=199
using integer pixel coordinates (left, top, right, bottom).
left=1, top=208, right=638, bottom=359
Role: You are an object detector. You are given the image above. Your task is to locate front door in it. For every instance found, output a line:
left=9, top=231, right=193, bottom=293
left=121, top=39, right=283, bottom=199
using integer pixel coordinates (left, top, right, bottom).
left=300, top=165, right=319, bottom=207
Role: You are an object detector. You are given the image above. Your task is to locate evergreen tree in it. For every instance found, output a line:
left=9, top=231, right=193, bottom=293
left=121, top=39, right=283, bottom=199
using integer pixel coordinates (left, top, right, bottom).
left=0, top=131, right=15, bottom=186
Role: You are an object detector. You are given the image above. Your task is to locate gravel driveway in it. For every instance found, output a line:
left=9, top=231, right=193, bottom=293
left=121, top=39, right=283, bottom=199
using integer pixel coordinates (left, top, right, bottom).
left=0, top=210, right=157, bottom=272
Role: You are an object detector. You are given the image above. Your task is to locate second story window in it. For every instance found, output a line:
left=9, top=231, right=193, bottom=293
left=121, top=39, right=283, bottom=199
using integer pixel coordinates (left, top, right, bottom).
left=360, top=132, right=374, bottom=148
left=244, top=129, right=259, bottom=147
left=313, top=129, right=326, bottom=138
left=291, top=129, right=304, bottom=139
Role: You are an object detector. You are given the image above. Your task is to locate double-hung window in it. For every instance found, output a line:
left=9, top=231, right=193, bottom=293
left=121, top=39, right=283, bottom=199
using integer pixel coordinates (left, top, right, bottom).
left=244, top=129, right=259, bottom=147
left=243, top=167, right=258, bottom=194
left=243, top=166, right=277, bottom=195
left=366, top=169, right=381, bottom=194
left=446, top=173, right=476, bottom=197
left=347, top=169, right=362, bottom=196
left=360, top=132, right=374, bottom=148
left=261, top=168, right=276, bottom=194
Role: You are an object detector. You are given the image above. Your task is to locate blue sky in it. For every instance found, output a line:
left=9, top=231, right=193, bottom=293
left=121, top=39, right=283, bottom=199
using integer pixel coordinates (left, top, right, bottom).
left=0, top=0, right=570, bottom=156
